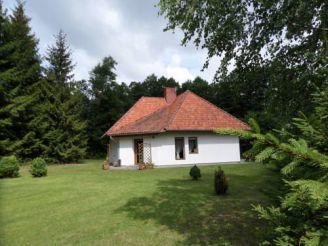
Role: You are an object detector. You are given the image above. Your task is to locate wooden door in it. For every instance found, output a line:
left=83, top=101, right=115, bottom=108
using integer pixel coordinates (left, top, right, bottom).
left=134, top=139, right=143, bottom=164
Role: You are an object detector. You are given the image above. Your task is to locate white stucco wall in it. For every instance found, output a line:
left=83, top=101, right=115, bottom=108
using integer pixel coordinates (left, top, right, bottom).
left=111, top=132, right=241, bottom=166
left=151, top=132, right=240, bottom=165
left=109, top=139, right=119, bottom=163
left=117, top=137, right=134, bottom=165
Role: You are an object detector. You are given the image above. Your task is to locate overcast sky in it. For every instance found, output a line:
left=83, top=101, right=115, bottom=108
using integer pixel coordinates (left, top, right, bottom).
left=3, top=0, right=218, bottom=84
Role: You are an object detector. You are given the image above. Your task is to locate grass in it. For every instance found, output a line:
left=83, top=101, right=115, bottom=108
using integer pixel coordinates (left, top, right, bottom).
left=0, top=160, right=280, bottom=246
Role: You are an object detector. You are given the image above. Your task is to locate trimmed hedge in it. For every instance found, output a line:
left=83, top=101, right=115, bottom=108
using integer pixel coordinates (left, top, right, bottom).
left=0, top=156, right=19, bottom=178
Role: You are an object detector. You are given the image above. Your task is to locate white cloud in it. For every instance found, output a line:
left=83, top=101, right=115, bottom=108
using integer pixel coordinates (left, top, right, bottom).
left=72, top=48, right=98, bottom=80
left=3, top=0, right=218, bottom=84
left=70, top=0, right=121, bottom=32
left=171, top=54, right=182, bottom=66
left=166, top=66, right=194, bottom=82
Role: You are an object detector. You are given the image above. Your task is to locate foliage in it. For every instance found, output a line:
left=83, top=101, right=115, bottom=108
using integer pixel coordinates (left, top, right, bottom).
left=212, top=67, right=269, bottom=121
left=129, top=74, right=179, bottom=101
left=158, top=0, right=327, bottom=78
left=214, top=167, right=228, bottom=195
left=0, top=156, right=19, bottom=178
left=253, top=180, right=328, bottom=245
left=189, top=165, right=201, bottom=180
left=0, top=1, right=42, bottom=159
left=29, top=157, right=47, bottom=177
left=290, top=88, right=328, bottom=154
left=215, top=85, right=328, bottom=244
left=85, top=56, right=132, bottom=156
left=45, top=30, right=74, bottom=85
left=158, top=0, right=328, bottom=129
left=179, top=77, right=214, bottom=104
left=0, top=2, right=88, bottom=163
left=43, top=30, right=87, bottom=163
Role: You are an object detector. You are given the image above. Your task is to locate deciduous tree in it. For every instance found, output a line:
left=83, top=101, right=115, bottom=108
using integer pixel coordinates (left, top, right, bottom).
left=87, top=56, right=131, bottom=156
left=158, top=0, right=328, bottom=127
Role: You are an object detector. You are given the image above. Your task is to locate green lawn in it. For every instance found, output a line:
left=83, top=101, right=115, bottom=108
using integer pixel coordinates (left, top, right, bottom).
left=0, top=161, right=279, bottom=246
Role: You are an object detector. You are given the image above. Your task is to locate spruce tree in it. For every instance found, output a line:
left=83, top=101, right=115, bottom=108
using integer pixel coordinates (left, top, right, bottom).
left=44, top=30, right=87, bottom=163
left=45, top=30, right=74, bottom=86
left=0, top=1, right=42, bottom=158
left=215, top=86, right=328, bottom=244
left=0, top=1, right=11, bottom=156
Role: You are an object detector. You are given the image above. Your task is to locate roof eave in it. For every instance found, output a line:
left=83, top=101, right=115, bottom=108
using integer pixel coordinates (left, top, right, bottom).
left=106, top=127, right=250, bottom=137
left=106, top=129, right=165, bottom=137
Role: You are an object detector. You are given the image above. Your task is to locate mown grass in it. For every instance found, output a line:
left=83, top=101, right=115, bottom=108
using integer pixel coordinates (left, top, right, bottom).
left=0, top=160, right=279, bottom=246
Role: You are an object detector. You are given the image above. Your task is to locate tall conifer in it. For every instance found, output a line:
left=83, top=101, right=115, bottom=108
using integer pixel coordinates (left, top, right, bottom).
left=0, top=1, right=42, bottom=158
left=44, top=30, right=87, bottom=162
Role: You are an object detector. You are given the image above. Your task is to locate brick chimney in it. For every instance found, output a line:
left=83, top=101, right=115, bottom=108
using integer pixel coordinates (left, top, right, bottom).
left=164, top=87, right=176, bottom=104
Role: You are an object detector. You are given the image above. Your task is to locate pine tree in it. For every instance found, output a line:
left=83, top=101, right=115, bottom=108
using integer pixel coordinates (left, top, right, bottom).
left=43, top=30, right=87, bottom=162
left=0, top=1, right=42, bottom=158
left=215, top=86, right=328, bottom=244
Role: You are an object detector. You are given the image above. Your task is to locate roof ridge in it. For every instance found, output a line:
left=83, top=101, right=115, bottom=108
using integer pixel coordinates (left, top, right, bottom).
left=142, top=96, right=166, bottom=100
left=165, top=91, right=189, bottom=130
left=187, top=90, right=250, bottom=129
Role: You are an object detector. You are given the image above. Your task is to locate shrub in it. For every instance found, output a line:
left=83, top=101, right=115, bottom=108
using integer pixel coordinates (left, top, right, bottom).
left=102, top=161, right=110, bottom=170
left=0, top=156, right=19, bottom=178
left=138, top=163, right=154, bottom=170
left=189, top=165, right=201, bottom=180
left=30, top=157, right=47, bottom=177
left=214, top=167, right=228, bottom=195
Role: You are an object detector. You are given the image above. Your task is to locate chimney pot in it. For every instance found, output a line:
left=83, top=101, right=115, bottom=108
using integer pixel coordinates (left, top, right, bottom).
left=164, top=87, right=176, bottom=104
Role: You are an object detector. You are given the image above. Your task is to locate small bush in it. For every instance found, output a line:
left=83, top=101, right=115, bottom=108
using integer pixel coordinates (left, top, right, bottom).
left=138, top=163, right=154, bottom=170
left=0, top=156, right=19, bottom=178
left=30, top=157, right=47, bottom=177
left=214, top=166, right=228, bottom=195
left=102, top=162, right=110, bottom=170
left=189, top=165, right=201, bottom=180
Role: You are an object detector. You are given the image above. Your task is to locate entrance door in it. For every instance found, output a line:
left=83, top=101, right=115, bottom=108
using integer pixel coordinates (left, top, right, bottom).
left=134, top=139, right=144, bottom=164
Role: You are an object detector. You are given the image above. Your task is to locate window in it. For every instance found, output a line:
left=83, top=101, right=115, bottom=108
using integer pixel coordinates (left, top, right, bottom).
left=188, top=137, right=198, bottom=154
left=175, top=137, right=185, bottom=160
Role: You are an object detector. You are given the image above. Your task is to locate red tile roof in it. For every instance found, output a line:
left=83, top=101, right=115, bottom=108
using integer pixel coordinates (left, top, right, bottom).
left=104, top=90, right=250, bottom=136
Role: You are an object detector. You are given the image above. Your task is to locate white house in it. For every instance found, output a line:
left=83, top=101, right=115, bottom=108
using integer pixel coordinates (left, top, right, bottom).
left=104, top=87, right=250, bottom=166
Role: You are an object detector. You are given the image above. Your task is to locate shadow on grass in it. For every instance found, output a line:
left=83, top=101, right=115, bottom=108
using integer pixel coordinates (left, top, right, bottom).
left=118, top=172, right=276, bottom=245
